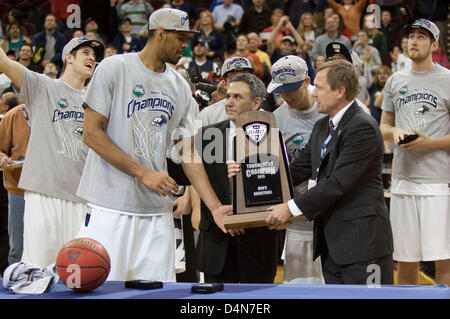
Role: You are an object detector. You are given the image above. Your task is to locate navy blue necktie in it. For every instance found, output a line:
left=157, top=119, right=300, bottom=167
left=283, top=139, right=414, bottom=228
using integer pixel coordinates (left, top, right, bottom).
left=320, top=120, right=335, bottom=161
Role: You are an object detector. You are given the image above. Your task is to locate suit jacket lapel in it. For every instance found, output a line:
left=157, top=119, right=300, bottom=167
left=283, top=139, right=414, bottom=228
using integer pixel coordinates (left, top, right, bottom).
left=321, top=101, right=360, bottom=161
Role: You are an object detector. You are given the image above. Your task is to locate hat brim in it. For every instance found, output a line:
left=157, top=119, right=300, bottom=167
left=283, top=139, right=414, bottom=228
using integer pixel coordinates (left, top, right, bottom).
left=72, top=40, right=105, bottom=62
left=402, top=25, right=436, bottom=41
left=150, top=28, right=200, bottom=34
left=267, top=80, right=304, bottom=94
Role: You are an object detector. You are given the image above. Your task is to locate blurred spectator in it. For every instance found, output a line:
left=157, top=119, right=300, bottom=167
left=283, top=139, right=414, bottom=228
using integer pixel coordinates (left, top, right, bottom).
left=43, top=62, right=60, bottom=79
left=104, top=44, right=119, bottom=58
left=247, top=32, right=272, bottom=84
left=362, top=14, right=388, bottom=61
left=0, top=94, right=29, bottom=265
left=171, top=0, right=199, bottom=27
left=231, top=34, right=264, bottom=79
left=193, top=10, right=226, bottom=60
left=238, top=0, right=272, bottom=34
left=315, top=6, right=335, bottom=35
left=314, top=54, right=326, bottom=69
left=0, top=53, right=16, bottom=95
left=432, top=39, right=450, bottom=69
left=116, top=0, right=154, bottom=38
left=186, top=39, right=219, bottom=80
left=7, top=9, right=29, bottom=37
left=327, top=0, right=366, bottom=40
left=73, top=28, right=85, bottom=38
left=287, top=0, right=315, bottom=29
left=212, top=0, right=244, bottom=31
left=311, top=16, right=351, bottom=60
left=380, top=9, right=402, bottom=52
left=368, top=65, right=391, bottom=124
left=296, top=12, right=317, bottom=59
left=17, top=43, right=42, bottom=73
left=262, top=9, right=290, bottom=50
left=51, top=0, right=81, bottom=34
left=331, top=12, right=351, bottom=42
left=390, top=36, right=411, bottom=73
left=84, top=18, right=106, bottom=44
left=111, top=18, right=143, bottom=53
left=267, top=15, right=304, bottom=63
left=31, top=13, right=67, bottom=68
left=0, top=22, right=32, bottom=58
left=353, top=30, right=382, bottom=74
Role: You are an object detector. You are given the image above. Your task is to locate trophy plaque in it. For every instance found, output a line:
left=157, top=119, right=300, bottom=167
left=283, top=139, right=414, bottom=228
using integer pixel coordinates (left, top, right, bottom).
left=224, top=110, right=294, bottom=230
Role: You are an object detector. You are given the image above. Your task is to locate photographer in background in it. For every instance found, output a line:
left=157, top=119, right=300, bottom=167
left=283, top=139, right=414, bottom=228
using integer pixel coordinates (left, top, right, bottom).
left=212, top=0, right=244, bottom=32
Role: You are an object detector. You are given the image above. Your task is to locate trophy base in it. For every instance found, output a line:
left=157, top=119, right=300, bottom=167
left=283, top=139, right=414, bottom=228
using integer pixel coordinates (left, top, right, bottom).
left=224, top=212, right=306, bottom=230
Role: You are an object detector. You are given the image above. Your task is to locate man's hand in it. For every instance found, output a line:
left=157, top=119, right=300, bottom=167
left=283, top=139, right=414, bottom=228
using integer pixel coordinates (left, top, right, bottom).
left=0, top=156, right=12, bottom=169
left=400, top=130, right=434, bottom=151
left=173, top=191, right=192, bottom=216
left=212, top=205, right=233, bottom=233
left=140, top=170, right=178, bottom=196
left=227, top=227, right=245, bottom=237
left=392, top=126, right=411, bottom=145
left=265, top=203, right=293, bottom=230
left=226, top=160, right=240, bottom=179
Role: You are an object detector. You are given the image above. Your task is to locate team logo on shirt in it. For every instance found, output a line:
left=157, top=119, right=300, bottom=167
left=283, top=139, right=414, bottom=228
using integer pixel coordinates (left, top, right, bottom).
left=150, top=115, right=168, bottom=127
left=133, top=84, right=145, bottom=97
left=292, top=133, right=304, bottom=146
left=58, top=98, right=69, bottom=109
left=416, top=105, right=430, bottom=115
left=73, top=127, right=83, bottom=136
left=399, top=86, right=408, bottom=95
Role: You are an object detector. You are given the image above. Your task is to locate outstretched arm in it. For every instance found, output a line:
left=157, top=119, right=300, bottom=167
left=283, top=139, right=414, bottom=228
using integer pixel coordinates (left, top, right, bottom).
left=0, top=46, right=24, bottom=88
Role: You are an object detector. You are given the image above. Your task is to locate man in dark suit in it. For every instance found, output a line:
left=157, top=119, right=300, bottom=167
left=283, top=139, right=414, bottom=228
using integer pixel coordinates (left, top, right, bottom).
left=264, top=59, right=394, bottom=284
left=194, top=73, right=280, bottom=283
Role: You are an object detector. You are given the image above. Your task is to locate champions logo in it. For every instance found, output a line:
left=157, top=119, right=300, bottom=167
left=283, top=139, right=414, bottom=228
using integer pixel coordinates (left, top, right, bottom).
left=396, top=91, right=438, bottom=110
left=227, top=57, right=249, bottom=70
left=272, top=67, right=296, bottom=81
left=127, top=97, right=174, bottom=119
left=52, top=98, right=83, bottom=123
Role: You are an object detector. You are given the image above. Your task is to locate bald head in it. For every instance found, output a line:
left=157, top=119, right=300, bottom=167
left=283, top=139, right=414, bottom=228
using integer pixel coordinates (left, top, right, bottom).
left=0, top=92, right=20, bottom=114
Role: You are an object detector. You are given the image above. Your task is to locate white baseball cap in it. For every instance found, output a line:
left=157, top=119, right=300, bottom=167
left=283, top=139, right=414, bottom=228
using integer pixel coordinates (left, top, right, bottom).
left=221, top=56, right=254, bottom=77
left=404, top=19, right=439, bottom=42
left=148, top=8, right=199, bottom=33
left=267, top=55, right=308, bottom=94
left=62, top=37, right=104, bottom=63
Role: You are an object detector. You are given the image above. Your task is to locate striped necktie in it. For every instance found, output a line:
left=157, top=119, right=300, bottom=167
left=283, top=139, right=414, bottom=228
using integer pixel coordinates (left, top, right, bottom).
left=320, top=119, right=336, bottom=161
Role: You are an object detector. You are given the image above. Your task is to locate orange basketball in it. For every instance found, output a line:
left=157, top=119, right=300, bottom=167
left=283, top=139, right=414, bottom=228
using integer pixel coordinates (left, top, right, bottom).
left=56, top=237, right=111, bottom=292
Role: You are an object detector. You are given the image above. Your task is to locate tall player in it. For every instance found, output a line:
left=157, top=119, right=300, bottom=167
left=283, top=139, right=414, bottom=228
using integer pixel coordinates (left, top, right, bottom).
left=380, top=19, right=450, bottom=285
left=0, top=37, right=104, bottom=267
left=77, top=8, right=231, bottom=281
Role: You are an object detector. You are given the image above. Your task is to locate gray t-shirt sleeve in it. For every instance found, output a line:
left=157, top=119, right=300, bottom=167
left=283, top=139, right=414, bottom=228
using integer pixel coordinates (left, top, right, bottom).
left=19, top=67, right=51, bottom=110
left=177, top=95, right=198, bottom=139
left=83, top=58, right=116, bottom=118
left=381, top=75, right=394, bottom=112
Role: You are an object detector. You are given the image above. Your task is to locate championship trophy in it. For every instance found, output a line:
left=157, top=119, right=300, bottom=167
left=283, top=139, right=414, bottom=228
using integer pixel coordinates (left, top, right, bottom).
left=224, top=110, right=294, bottom=230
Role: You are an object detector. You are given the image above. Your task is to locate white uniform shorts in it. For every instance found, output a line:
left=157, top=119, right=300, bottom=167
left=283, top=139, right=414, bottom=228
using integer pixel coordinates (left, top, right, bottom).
left=77, top=204, right=176, bottom=282
left=21, top=191, right=87, bottom=267
left=390, top=194, right=450, bottom=262
left=282, top=228, right=324, bottom=284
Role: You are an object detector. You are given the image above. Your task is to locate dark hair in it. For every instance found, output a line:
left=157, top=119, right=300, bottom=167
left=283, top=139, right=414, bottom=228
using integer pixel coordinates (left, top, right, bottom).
left=229, top=73, right=266, bottom=101
left=2, top=93, right=20, bottom=111
left=19, top=43, right=33, bottom=52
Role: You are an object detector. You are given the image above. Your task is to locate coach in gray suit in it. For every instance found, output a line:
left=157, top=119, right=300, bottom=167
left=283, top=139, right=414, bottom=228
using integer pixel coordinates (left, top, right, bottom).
left=265, top=60, right=394, bottom=284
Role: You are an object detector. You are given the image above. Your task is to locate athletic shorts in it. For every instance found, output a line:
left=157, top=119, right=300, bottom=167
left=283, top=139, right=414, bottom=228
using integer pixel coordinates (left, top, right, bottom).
left=390, top=194, right=450, bottom=262
left=77, top=204, right=176, bottom=282
left=282, top=228, right=324, bottom=284
left=21, top=191, right=87, bottom=267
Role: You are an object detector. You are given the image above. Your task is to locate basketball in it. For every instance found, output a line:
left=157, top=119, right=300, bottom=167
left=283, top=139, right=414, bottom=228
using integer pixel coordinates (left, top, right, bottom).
left=56, top=237, right=111, bottom=292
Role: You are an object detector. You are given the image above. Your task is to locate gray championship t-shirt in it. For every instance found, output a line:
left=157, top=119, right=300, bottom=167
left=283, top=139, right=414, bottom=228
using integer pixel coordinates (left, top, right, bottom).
left=274, top=102, right=325, bottom=231
left=18, top=67, right=88, bottom=203
left=382, top=64, right=450, bottom=183
left=77, top=53, right=197, bottom=215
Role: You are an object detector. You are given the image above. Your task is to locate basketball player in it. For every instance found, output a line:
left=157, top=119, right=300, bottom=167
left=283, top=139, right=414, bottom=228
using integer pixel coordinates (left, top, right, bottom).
left=77, top=8, right=231, bottom=281
left=0, top=37, right=104, bottom=267
left=380, top=19, right=450, bottom=285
